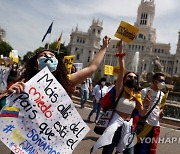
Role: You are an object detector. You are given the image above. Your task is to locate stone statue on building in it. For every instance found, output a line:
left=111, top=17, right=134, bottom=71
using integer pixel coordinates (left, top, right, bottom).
left=153, top=56, right=164, bottom=73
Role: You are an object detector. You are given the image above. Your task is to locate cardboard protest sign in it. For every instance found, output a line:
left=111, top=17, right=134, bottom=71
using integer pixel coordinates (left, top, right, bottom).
left=64, top=55, right=75, bottom=74
left=113, top=66, right=120, bottom=76
left=10, top=50, right=19, bottom=63
left=160, top=91, right=169, bottom=109
left=114, top=21, right=139, bottom=43
left=0, top=66, right=11, bottom=93
left=0, top=67, right=90, bottom=154
left=104, top=65, right=114, bottom=75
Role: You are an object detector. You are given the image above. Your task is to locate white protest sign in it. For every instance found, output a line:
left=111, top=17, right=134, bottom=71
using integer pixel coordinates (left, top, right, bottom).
left=12, top=50, right=19, bottom=58
left=73, top=63, right=83, bottom=72
left=0, top=67, right=90, bottom=154
left=0, top=66, right=11, bottom=93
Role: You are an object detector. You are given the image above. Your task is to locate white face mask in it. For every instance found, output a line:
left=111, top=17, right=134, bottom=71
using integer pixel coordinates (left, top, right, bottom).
left=157, top=82, right=165, bottom=90
left=101, top=82, right=106, bottom=86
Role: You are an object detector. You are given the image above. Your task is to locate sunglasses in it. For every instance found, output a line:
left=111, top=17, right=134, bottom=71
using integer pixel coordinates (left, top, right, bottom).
left=157, top=79, right=165, bottom=83
left=127, top=75, right=138, bottom=80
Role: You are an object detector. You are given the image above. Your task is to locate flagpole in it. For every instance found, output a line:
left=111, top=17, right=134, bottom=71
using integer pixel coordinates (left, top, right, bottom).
left=57, top=31, right=63, bottom=53
left=47, top=32, right=52, bottom=50
left=57, top=42, right=61, bottom=53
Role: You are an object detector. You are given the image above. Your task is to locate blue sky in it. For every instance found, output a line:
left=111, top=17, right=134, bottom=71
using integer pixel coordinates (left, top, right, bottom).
left=0, top=0, right=180, bottom=57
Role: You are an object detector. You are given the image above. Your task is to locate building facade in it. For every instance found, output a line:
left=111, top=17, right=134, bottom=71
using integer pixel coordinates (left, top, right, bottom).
left=68, top=0, right=180, bottom=80
left=0, top=26, right=6, bottom=41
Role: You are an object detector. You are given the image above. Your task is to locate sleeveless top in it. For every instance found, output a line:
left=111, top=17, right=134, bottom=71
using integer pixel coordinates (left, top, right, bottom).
left=115, top=97, right=136, bottom=114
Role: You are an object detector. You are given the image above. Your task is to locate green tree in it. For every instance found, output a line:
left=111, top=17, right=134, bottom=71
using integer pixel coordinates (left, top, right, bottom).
left=22, top=41, right=68, bottom=61
left=0, top=41, right=13, bottom=56
left=23, top=51, right=33, bottom=62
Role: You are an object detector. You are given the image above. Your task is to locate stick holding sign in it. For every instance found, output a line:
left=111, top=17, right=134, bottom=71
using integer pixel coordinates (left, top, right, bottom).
left=114, top=21, right=139, bottom=43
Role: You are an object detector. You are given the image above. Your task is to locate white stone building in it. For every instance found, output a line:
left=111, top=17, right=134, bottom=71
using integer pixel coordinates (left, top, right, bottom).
left=0, top=26, right=6, bottom=41
left=68, top=0, right=180, bottom=81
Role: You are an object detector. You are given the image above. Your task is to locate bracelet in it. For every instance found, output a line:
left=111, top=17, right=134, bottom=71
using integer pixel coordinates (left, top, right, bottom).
left=115, top=52, right=126, bottom=57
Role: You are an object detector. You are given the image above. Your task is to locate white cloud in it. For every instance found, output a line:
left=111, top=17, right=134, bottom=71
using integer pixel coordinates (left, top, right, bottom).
left=0, top=0, right=179, bottom=56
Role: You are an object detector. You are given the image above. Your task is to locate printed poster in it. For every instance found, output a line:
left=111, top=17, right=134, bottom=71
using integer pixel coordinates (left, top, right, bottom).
left=104, top=65, right=114, bottom=75
left=0, top=67, right=90, bottom=154
left=104, top=65, right=120, bottom=76
left=64, top=55, right=75, bottom=74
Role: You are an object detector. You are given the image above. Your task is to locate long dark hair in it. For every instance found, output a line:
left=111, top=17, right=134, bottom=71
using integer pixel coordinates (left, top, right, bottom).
left=20, top=49, right=72, bottom=96
left=97, top=77, right=106, bottom=85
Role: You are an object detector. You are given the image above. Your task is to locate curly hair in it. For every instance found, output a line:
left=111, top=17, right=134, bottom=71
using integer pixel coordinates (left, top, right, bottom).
left=20, top=49, right=73, bottom=96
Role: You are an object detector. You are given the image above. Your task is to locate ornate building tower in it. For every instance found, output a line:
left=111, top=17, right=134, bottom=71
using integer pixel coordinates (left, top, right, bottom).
left=134, top=0, right=156, bottom=42
left=89, top=19, right=103, bottom=48
left=173, top=31, right=180, bottom=76
left=68, top=19, right=103, bottom=68
left=0, top=26, right=6, bottom=41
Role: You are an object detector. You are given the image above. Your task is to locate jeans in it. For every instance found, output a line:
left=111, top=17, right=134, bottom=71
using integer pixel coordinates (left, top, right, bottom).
left=102, top=126, right=134, bottom=154
left=80, top=89, right=89, bottom=108
left=88, top=102, right=101, bottom=121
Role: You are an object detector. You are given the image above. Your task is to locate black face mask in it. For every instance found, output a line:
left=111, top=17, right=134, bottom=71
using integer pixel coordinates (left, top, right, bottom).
left=124, top=79, right=137, bottom=88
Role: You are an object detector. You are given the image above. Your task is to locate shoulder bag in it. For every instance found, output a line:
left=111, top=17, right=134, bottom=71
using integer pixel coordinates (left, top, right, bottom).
left=136, top=91, right=161, bottom=135
left=94, top=89, right=123, bottom=135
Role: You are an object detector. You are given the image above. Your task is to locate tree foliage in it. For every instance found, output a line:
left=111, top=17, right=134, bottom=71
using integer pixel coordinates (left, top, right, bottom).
left=22, top=41, right=68, bottom=61
left=0, top=41, right=13, bottom=56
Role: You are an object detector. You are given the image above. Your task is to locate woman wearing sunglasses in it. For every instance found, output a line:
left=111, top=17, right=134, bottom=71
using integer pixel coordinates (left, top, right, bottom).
left=91, top=40, right=151, bottom=154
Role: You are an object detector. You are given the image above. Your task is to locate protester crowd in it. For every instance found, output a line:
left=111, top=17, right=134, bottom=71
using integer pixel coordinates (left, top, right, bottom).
left=0, top=37, right=166, bottom=154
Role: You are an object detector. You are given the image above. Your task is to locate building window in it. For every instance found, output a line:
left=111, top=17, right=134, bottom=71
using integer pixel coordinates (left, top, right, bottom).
left=175, top=67, right=177, bottom=73
left=87, top=57, right=90, bottom=62
left=98, top=30, right=101, bottom=34
left=77, top=38, right=79, bottom=42
left=142, top=46, right=144, bottom=51
left=132, top=45, right=134, bottom=50
left=75, top=48, right=78, bottom=51
left=77, top=54, right=80, bottom=60
left=144, top=20, right=147, bottom=25
left=139, top=34, right=143, bottom=39
left=93, top=29, right=95, bottom=33
left=89, top=50, right=91, bottom=53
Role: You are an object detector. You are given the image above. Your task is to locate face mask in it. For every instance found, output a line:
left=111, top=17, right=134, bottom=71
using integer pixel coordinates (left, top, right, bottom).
left=124, top=79, right=137, bottom=88
left=101, top=82, right=106, bottom=86
left=37, top=55, right=58, bottom=72
left=157, top=82, right=165, bottom=90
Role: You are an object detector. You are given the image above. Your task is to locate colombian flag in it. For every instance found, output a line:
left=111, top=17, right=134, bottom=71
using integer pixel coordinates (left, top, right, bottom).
left=0, top=106, right=20, bottom=118
left=100, top=86, right=116, bottom=111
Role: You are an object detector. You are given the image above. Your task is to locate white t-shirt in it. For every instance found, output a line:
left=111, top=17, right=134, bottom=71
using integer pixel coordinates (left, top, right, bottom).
left=141, top=87, right=164, bottom=126
left=81, top=78, right=92, bottom=91
left=0, top=66, right=11, bottom=93
left=92, top=84, right=108, bottom=103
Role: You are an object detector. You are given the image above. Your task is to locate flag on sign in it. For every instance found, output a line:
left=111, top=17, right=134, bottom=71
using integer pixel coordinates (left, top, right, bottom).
left=56, top=32, right=63, bottom=50
left=42, top=21, right=53, bottom=42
